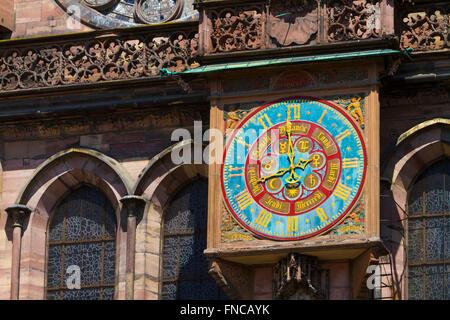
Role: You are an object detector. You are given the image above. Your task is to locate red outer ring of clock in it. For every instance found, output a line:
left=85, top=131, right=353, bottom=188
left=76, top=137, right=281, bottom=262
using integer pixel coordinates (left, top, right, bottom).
left=245, top=120, right=341, bottom=216
left=221, top=96, right=367, bottom=241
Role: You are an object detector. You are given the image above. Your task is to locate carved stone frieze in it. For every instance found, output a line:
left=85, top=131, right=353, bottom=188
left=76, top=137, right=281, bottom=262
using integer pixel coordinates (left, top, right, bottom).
left=327, top=0, right=382, bottom=41
left=400, top=4, right=450, bottom=51
left=268, top=0, right=318, bottom=47
left=208, top=4, right=264, bottom=53
left=0, top=28, right=199, bottom=92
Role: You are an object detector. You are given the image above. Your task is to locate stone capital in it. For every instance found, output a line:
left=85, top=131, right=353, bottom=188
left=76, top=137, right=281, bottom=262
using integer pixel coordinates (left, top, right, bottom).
left=5, top=204, right=32, bottom=229
left=120, top=195, right=147, bottom=218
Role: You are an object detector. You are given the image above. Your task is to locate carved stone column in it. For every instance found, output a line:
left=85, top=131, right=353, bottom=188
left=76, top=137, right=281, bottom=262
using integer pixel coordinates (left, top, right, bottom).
left=120, top=195, right=146, bottom=300
left=5, top=204, right=32, bottom=300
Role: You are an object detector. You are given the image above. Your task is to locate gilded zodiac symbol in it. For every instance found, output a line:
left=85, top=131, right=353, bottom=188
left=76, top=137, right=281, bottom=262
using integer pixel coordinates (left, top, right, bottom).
left=278, top=140, right=288, bottom=154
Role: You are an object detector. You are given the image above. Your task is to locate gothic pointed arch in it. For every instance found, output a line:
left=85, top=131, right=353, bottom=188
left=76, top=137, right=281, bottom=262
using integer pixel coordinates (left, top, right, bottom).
left=16, top=148, right=133, bottom=211
left=9, top=148, right=132, bottom=299
left=382, top=119, right=450, bottom=192
left=132, top=140, right=209, bottom=299
left=133, top=139, right=207, bottom=208
left=380, top=119, right=450, bottom=300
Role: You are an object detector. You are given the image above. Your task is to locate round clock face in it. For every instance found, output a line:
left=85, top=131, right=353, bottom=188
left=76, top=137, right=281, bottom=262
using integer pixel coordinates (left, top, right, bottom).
left=221, top=97, right=367, bottom=240
left=139, top=0, right=179, bottom=24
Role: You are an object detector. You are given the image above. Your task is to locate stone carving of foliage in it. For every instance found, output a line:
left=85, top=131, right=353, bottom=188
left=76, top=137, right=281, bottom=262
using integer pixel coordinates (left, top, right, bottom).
left=400, top=5, right=450, bottom=51
left=327, top=0, right=382, bottom=41
left=0, top=29, right=199, bottom=92
left=209, top=5, right=263, bottom=53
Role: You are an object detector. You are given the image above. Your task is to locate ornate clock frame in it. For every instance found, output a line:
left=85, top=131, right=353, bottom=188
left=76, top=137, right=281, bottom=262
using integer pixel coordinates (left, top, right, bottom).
left=220, top=96, right=367, bottom=241
left=205, top=60, right=383, bottom=279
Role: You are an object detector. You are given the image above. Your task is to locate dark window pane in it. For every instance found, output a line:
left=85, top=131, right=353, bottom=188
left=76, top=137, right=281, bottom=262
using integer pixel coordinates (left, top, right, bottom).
left=178, top=280, right=200, bottom=299
left=446, top=265, right=450, bottom=300
left=49, top=206, right=65, bottom=242
left=103, top=287, right=115, bottom=300
left=63, top=244, right=81, bottom=288
left=161, top=179, right=227, bottom=300
left=46, top=290, right=60, bottom=300
left=407, top=220, right=423, bottom=264
left=162, top=236, right=178, bottom=280
left=62, top=290, right=79, bottom=300
left=425, top=218, right=444, bottom=262
left=407, top=159, right=449, bottom=300
left=47, top=245, right=62, bottom=288
left=80, top=242, right=102, bottom=286
left=425, top=265, right=444, bottom=300
left=408, top=266, right=424, bottom=300
left=162, top=282, right=177, bottom=300
left=78, top=288, right=101, bottom=300
left=178, top=236, right=195, bottom=278
left=445, top=217, right=450, bottom=261
left=46, top=186, right=116, bottom=300
left=103, top=242, right=116, bottom=285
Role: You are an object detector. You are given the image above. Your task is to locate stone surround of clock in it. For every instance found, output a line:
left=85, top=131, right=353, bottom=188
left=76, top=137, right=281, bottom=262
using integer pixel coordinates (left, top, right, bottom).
left=221, top=98, right=367, bottom=241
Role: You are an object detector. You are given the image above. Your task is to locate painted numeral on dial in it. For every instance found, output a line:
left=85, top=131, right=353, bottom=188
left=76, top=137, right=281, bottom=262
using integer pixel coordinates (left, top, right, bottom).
left=336, top=129, right=351, bottom=142
left=333, top=184, right=352, bottom=201
left=287, top=216, right=298, bottom=232
left=288, top=105, right=301, bottom=119
left=258, top=114, right=273, bottom=130
left=255, top=209, right=272, bottom=228
left=236, top=138, right=251, bottom=149
left=228, top=165, right=245, bottom=178
left=342, top=158, right=359, bottom=168
left=318, top=110, right=327, bottom=124
left=316, top=208, right=328, bottom=223
left=235, top=190, right=253, bottom=210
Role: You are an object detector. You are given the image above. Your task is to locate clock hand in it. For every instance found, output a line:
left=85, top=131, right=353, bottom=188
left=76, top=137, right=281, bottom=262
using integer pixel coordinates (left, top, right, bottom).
left=257, top=167, right=290, bottom=183
left=259, top=114, right=312, bottom=186
left=294, top=158, right=312, bottom=170
left=285, top=170, right=302, bottom=184
left=286, top=118, right=295, bottom=168
left=284, top=158, right=312, bottom=184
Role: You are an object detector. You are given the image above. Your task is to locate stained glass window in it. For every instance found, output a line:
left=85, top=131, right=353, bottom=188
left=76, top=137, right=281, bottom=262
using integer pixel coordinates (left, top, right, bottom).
left=161, top=179, right=228, bottom=300
left=46, top=186, right=116, bottom=300
left=407, top=158, right=450, bottom=300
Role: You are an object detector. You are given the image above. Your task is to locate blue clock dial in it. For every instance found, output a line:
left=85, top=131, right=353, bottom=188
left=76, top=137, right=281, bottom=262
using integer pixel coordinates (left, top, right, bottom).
left=221, top=97, right=367, bottom=240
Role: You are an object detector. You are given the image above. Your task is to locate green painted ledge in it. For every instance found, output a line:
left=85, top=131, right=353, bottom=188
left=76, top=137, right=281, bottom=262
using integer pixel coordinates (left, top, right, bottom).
left=161, top=48, right=404, bottom=76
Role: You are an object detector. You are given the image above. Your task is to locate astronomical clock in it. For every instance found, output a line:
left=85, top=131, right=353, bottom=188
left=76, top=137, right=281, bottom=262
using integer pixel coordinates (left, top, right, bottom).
left=221, top=97, right=367, bottom=241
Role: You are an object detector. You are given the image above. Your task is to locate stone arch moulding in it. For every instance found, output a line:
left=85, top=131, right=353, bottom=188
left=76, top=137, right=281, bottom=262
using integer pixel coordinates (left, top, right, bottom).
left=131, top=139, right=208, bottom=300
left=11, top=148, right=133, bottom=300
left=382, top=118, right=450, bottom=192
left=380, top=118, right=450, bottom=300
left=16, top=147, right=133, bottom=211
